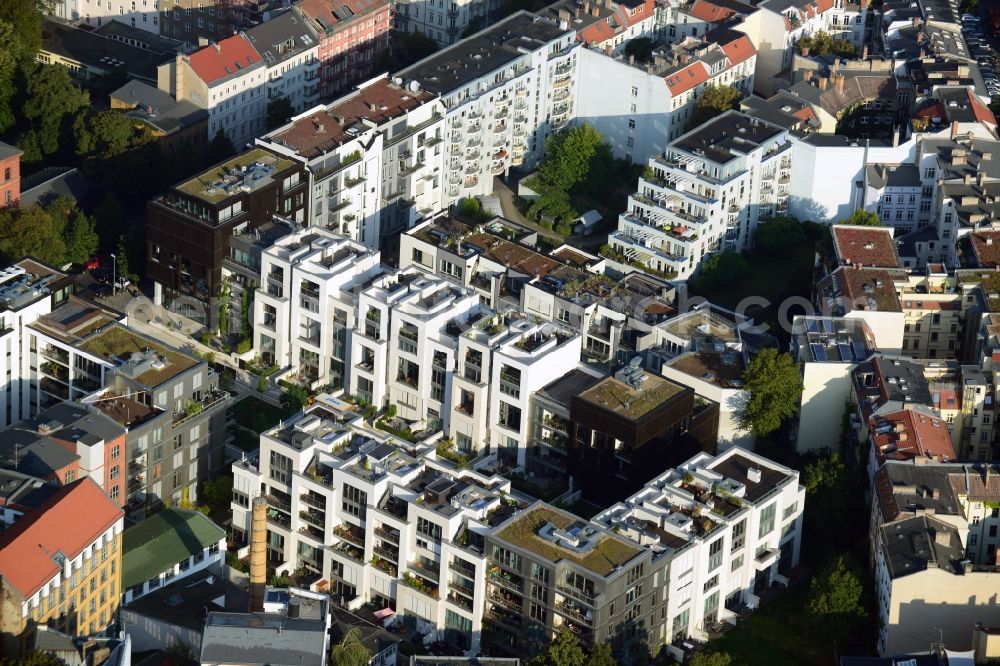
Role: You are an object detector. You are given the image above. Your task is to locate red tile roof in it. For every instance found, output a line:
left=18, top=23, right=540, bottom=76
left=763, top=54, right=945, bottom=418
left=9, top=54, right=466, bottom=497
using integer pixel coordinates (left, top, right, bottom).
left=620, top=0, right=655, bottom=26
left=295, top=0, right=389, bottom=31
left=188, top=34, right=262, bottom=85
left=968, top=89, right=998, bottom=128
left=578, top=19, right=615, bottom=44
left=0, top=478, right=122, bottom=598
left=664, top=61, right=710, bottom=95
left=870, top=409, right=956, bottom=466
left=831, top=224, right=900, bottom=268
left=688, top=0, right=739, bottom=21
left=719, top=34, right=756, bottom=66
left=970, top=231, right=1000, bottom=268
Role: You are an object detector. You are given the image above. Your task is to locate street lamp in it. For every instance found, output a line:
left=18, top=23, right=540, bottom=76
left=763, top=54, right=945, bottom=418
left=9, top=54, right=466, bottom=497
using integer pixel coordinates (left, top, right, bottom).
left=110, top=253, right=117, bottom=297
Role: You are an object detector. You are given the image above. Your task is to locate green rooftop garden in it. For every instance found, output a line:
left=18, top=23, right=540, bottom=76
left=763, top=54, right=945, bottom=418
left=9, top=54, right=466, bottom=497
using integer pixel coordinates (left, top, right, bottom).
left=580, top=376, right=684, bottom=420
left=497, top=506, right=642, bottom=577
left=80, top=325, right=196, bottom=386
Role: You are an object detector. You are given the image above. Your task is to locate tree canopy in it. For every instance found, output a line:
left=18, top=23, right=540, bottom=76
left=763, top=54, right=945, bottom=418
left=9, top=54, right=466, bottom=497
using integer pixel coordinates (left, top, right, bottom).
left=0, top=653, right=65, bottom=666
left=841, top=209, right=881, bottom=226
left=17, top=61, right=90, bottom=162
left=798, top=31, right=857, bottom=58
left=691, top=85, right=743, bottom=128
left=806, top=555, right=865, bottom=646
left=738, top=348, right=803, bottom=436
left=403, top=31, right=438, bottom=61
left=330, top=628, right=372, bottom=666
left=754, top=216, right=806, bottom=255
left=689, top=652, right=734, bottom=666
left=623, top=37, right=655, bottom=63
left=692, top=251, right=750, bottom=294
left=528, top=630, right=584, bottom=666
left=266, top=96, right=294, bottom=131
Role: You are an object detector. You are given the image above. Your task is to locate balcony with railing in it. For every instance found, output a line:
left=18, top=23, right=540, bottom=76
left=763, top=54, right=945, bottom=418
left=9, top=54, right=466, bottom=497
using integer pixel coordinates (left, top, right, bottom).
left=333, top=523, right=366, bottom=549
left=374, top=525, right=399, bottom=544
left=330, top=540, right=364, bottom=564
left=410, top=559, right=441, bottom=582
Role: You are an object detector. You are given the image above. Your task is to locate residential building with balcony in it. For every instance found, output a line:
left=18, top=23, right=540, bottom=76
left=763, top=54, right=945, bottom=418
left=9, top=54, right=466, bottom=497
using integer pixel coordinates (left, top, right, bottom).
left=569, top=364, right=718, bottom=504
left=352, top=269, right=482, bottom=434
left=230, top=398, right=522, bottom=654
left=393, top=0, right=499, bottom=47
left=147, top=147, right=308, bottom=328
left=607, top=111, right=792, bottom=281
left=0, top=478, right=124, bottom=656
left=258, top=75, right=447, bottom=250
left=294, top=0, right=393, bottom=99
left=157, top=34, right=267, bottom=146
left=576, top=28, right=757, bottom=162
left=591, top=447, right=804, bottom=659
left=31, top=322, right=231, bottom=511
left=0, top=259, right=75, bottom=429
left=254, top=228, right=382, bottom=389
left=396, top=12, right=579, bottom=200
left=402, top=216, right=677, bottom=365
left=246, top=9, right=322, bottom=115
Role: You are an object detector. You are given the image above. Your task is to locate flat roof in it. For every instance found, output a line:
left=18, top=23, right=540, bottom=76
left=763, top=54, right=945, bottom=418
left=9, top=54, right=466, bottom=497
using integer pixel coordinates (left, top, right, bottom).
left=707, top=452, right=793, bottom=502
left=669, top=351, right=745, bottom=389
left=398, top=12, right=570, bottom=96
left=673, top=111, right=784, bottom=165
left=174, top=148, right=295, bottom=204
left=40, top=19, right=175, bottom=82
left=578, top=372, right=686, bottom=420
left=495, top=504, right=643, bottom=576
left=78, top=324, right=198, bottom=387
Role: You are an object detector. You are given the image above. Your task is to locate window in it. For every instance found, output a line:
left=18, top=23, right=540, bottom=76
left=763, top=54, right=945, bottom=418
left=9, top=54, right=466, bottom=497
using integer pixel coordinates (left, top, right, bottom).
left=990, top=525, right=998, bottom=538
left=342, top=483, right=368, bottom=520
left=708, top=538, right=723, bottom=571
left=628, top=118, right=636, bottom=129
left=631, top=86, right=638, bottom=96
left=758, top=504, right=776, bottom=537
left=731, top=554, right=744, bottom=571
left=111, top=445, right=120, bottom=459
left=269, top=451, right=292, bottom=484
left=731, top=519, right=746, bottom=551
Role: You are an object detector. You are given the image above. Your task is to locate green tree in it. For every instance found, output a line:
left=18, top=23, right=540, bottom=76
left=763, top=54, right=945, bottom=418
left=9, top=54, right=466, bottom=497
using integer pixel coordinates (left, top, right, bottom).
left=798, top=31, right=856, bottom=57
left=281, top=382, right=310, bottom=411
left=18, top=61, right=90, bottom=159
left=803, top=452, right=846, bottom=495
left=240, top=283, right=253, bottom=341
left=330, top=628, right=372, bottom=666
left=64, top=210, right=100, bottom=265
left=738, top=348, right=803, bottom=436
left=585, top=643, right=617, bottom=666
left=0, top=21, right=19, bottom=133
left=623, top=37, right=655, bottom=63
left=0, top=204, right=67, bottom=265
left=0, top=0, right=42, bottom=64
left=754, top=216, right=806, bottom=255
left=403, top=31, right=438, bottom=61
left=807, top=556, right=865, bottom=644
left=455, top=197, right=491, bottom=223
left=0, top=652, right=65, bottom=666
left=74, top=109, right=143, bottom=159
left=115, top=234, right=134, bottom=282
left=694, top=251, right=749, bottom=294
left=691, top=85, right=743, bottom=128
left=266, top=96, right=294, bottom=131
left=841, top=209, right=881, bottom=226
left=528, top=630, right=585, bottom=666
left=206, top=129, right=235, bottom=163
left=538, top=124, right=605, bottom=192
left=689, top=652, right=733, bottom=666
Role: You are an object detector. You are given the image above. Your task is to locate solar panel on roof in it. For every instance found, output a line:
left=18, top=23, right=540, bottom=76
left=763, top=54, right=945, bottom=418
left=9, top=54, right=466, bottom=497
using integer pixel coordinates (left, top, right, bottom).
left=811, top=343, right=827, bottom=361
left=852, top=340, right=867, bottom=359
left=822, top=319, right=834, bottom=333
left=837, top=343, right=852, bottom=361
left=807, top=318, right=819, bottom=333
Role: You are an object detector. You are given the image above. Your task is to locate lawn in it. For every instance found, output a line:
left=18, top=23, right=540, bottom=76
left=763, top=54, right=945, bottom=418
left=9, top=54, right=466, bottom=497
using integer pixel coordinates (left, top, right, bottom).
left=229, top=395, right=297, bottom=434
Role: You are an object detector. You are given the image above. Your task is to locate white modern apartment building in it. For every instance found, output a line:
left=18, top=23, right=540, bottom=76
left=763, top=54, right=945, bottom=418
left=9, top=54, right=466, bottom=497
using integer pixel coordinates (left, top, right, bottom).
left=396, top=11, right=579, bottom=201
left=157, top=34, right=267, bottom=146
left=607, top=110, right=792, bottom=280
left=593, top=446, right=805, bottom=648
left=52, top=0, right=159, bottom=32
left=0, top=261, right=75, bottom=428
left=254, top=228, right=382, bottom=390
left=576, top=29, right=758, bottom=161
left=232, top=397, right=804, bottom=662
left=258, top=76, right=448, bottom=249
left=350, top=269, right=482, bottom=431
left=246, top=9, right=322, bottom=115
left=230, top=398, right=514, bottom=654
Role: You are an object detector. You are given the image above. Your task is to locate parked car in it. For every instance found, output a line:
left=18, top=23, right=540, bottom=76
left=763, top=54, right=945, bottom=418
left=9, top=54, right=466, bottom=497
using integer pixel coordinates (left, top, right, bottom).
left=84, top=256, right=100, bottom=271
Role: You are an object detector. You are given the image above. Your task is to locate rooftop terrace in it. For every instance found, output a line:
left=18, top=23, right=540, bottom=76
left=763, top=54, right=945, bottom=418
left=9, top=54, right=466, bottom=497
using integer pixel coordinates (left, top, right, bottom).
left=79, top=325, right=197, bottom=386
left=174, top=148, right=295, bottom=204
left=578, top=373, right=686, bottom=419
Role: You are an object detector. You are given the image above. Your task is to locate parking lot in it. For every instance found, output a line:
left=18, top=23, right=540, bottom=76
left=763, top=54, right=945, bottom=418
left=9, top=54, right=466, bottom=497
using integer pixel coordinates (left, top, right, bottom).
left=965, top=5, right=1000, bottom=98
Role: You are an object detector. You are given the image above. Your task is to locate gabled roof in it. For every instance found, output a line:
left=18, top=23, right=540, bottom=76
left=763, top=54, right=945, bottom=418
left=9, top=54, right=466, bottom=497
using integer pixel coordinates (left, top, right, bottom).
left=122, top=508, right=226, bottom=590
left=969, top=231, right=1000, bottom=268
left=719, top=33, right=756, bottom=66
left=870, top=407, right=956, bottom=466
left=0, top=478, right=122, bottom=598
left=188, top=34, right=262, bottom=85
left=664, top=60, right=711, bottom=95
left=832, top=224, right=900, bottom=268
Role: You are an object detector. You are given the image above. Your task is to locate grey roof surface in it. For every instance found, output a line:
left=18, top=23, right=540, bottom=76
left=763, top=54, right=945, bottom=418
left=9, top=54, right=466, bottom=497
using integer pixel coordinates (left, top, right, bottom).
left=707, top=453, right=793, bottom=502
left=895, top=226, right=939, bottom=259
left=536, top=368, right=604, bottom=407
left=878, top=460, right=963, bottom=520
left=19, top=167, right=91, bottom=208
left=245, top=8, right=319, bottom=67
left=40, top=19, right=174, bottom=81
left=0, top=429, right=80, bottom=478
left=201, top=611, right=327, bottom=666
left=0, top=141, right=22, bottom=161
left=0, top=470, right=60, bottom=511
left=111, top=80, right=207, bottom=134
left=673, top=111, right=785, bottom=165
left=879, top=514, right=965, bottom=579
left=124, top=569, right=248, bottom=631
left=398, top=11, right=571, bottom=96
left=867, top=164, right=920, bottom=189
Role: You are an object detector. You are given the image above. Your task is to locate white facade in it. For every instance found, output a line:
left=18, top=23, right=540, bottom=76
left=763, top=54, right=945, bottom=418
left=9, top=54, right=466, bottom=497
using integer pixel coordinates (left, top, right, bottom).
left=253, top=229, right=382, bottom=389
left=122, top=535, right=225, bottom=604
left=576, top=38, right=756, bottom=163
left=608, top=111, right=792, bottom=280
left=53, top=0, right=159, bottom=32
left=595, top=446, right=805, bottom=643
left=258, top=76, right=448, bottom=248
left=246, top=11, right=322, bottom=115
